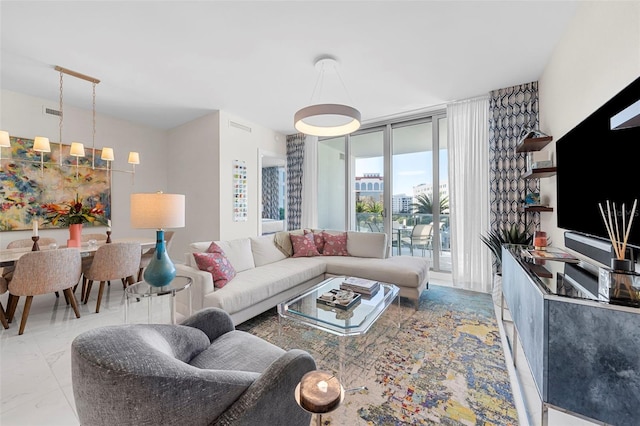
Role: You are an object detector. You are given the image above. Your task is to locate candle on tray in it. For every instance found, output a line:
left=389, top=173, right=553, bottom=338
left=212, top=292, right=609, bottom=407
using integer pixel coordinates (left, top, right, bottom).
left=33, top=220, right=38, bottom=237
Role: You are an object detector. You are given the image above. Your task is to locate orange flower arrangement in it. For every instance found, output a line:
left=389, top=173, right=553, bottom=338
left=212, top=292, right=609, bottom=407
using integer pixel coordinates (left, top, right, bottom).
left=42, top=194, right=107, bottom=227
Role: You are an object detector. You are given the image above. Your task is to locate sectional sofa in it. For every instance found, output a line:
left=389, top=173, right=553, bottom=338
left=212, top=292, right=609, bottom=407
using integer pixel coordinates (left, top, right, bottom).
left=175, top=230, right=430, bottom=325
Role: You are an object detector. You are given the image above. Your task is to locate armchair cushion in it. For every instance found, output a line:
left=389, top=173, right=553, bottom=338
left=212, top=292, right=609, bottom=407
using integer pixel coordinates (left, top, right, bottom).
left=189, top=330, right=285, bottom=372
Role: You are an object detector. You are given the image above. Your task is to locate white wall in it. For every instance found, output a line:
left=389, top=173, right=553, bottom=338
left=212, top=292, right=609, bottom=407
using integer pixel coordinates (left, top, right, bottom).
left=538, top=1, right=640, bottom=253
left=218, top=111, right=286, bottom=241
left=0, top=90, right=168, bottom=249
left=165, top=110, right=286, bottom=251
left=166, top=112, right=220, bottom=259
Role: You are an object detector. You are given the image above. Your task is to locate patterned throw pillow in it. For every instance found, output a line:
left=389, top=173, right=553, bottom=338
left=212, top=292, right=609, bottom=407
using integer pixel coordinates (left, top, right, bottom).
left=193, top=243, right=236, bottom=288
left=304, top=229, right=325, bottom=254
left=322, top=232, right=349, bottom=256
left=291, top=233, right=321, bottom=257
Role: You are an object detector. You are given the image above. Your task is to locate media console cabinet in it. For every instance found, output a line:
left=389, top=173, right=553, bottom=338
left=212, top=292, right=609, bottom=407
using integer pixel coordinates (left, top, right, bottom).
left=501, top=246, right=640, bottom=426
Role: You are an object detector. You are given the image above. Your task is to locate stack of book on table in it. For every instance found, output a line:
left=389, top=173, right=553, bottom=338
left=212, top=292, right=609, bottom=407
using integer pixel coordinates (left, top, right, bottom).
left=340, top=277, right=380, bottom=296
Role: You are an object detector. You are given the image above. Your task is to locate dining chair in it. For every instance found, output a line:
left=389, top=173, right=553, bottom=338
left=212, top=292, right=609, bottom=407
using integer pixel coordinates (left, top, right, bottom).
left=138, top=230, right=174, bottom=282
left=5, top=237, right=60, bottom=297
left=0, top=277, right=9, bottom=329
left=405, top=224, right=433, bottom=257
left=6, top=248, right=82, bottom=335
left=6, top=237, right=58, bottom=249
left=82, top=242, right=141, bottom=313
left=78, top=233, right=108, bottom=291
left=81, top=233, right=108, bottom=242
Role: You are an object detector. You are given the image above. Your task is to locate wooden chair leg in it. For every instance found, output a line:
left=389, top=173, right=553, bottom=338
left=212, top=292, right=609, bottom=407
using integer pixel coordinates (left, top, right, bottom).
left=7, top=294, right=19, bottom=323
left=0, top=302, right=9, bottom=329
left=63, top=289, right=70, bottom=305
left=95, top=281, right=106, bottom=313
left=138, top=268, right=143, bottom=282
left=84, top=280, right=94, bottom=304
left=121, top=278, right=127, bottom=289
left=18, top=295, right=33, bottom=335
left=55, top=291, right=60, bottom=298
left=81, top=276, right=88, bottom=301
left=64, top=288, right=81, bottom=319
left=127, top=275, right=136, bottom=287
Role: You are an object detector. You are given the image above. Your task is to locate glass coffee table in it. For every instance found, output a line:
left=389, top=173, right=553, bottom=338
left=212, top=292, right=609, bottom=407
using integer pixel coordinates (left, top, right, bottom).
left=278, top=276, right=399, bottom=382
left=278, top=276, right=399, bottom=336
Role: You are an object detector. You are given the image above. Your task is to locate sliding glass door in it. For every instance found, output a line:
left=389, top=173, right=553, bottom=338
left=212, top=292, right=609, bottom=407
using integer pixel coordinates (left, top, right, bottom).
left=317, top=111, right=450, bottom=272
left=350, top=129, right=385, bottom=233
left=391, top=117, right=449, bottom=270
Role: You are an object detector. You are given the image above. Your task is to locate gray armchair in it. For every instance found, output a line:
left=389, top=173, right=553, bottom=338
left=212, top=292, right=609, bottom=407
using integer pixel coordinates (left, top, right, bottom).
left=72, top=308, right=316, bottom=426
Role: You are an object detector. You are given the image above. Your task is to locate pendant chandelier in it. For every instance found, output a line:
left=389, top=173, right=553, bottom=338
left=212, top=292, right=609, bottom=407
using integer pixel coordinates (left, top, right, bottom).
left=0, top=65, right=140, bottom=175
left=294, top=56, right=361, bottom=137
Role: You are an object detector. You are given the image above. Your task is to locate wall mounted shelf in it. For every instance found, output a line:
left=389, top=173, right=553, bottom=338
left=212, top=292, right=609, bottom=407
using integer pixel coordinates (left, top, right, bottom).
left=522, top=167, right=557, bottom=179
left=516, top=135, right=553, bottom=153
left=523, top=205, right=554, bottom=213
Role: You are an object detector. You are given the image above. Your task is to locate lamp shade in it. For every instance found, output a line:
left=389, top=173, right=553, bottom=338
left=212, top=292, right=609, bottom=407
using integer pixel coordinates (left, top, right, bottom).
left=130, top=193, right=185, bottom=229
left=70, top=142, right=85, bottom=157
left=294, top=104, right=361, bottom=137
left=33, top=137, right=51, bottom=152
left=128, top=151, right=140, bottom=165
left=0, top=131, right=10, bottom=147
left=101, top=147, right=114, bottom=161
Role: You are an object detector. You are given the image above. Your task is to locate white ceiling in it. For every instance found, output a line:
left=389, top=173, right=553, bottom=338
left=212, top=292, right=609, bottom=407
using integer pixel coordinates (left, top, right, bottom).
left=0, top=1, right=579, bottom=136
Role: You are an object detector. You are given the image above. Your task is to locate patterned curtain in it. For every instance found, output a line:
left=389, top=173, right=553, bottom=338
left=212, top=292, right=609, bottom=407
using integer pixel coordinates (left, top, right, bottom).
left=287, top=133, right=305, bottom=230
left=488, top=81, right=540, bottom=235
left=262, top=167, right=280, bottom=219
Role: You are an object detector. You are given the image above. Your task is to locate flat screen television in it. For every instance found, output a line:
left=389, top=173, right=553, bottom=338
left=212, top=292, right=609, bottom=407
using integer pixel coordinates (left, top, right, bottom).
left=556, top=76, right=640, bottom=250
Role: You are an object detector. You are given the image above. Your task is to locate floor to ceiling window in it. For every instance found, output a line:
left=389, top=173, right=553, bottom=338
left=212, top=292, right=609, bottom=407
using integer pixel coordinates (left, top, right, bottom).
left=317, top=111, right=450, bottom=273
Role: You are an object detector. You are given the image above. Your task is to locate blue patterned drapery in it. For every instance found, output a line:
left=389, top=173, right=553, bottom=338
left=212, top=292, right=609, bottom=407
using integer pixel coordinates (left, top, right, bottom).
left=488, top=81, right=540, bottom=235
left=286, top=134, right=305, bottom=230
left=262, top=167, right=280, bottom=219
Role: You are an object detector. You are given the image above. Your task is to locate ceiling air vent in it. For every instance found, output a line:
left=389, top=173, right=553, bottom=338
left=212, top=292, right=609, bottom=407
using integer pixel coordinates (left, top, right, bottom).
left=43, top=106, right=61, bottom=117
left=229, top=120, right=252, bottom=133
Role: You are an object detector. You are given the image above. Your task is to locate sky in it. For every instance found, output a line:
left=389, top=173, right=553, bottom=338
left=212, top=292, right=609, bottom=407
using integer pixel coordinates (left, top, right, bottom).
left=355, top=151, right=448, bottom=196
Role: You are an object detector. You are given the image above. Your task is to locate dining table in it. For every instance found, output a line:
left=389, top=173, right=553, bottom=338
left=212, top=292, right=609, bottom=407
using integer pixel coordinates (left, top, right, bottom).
left=0, top=237, right=156, bottom=265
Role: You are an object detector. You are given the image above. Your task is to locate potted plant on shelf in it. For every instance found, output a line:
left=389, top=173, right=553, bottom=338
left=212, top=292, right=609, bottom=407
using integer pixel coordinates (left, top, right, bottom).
left=480, top=224, right=532, bottom=275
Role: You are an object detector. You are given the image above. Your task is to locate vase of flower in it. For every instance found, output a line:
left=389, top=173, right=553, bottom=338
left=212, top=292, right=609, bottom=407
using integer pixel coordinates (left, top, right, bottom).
left=68, top=223, right=82, bottom=248
left=41, top=194, right=108, bottom=243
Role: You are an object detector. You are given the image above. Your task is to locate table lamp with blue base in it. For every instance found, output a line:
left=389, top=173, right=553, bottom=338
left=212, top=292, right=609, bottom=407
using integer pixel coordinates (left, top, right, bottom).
left=131, top=192, right=185, bottom=287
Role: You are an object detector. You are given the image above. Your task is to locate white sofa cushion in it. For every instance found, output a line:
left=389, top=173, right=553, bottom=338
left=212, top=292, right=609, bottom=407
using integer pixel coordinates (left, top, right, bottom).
left=204, top=257, right=326, bottom=314
left=214, top=238, right=255, bottom=272
left=250, top=235, right=287, bottom=267
left=187, top=239, right=256, bottom=272
left=323, top=256, right=428, bottom=289
left=346, top=231, right=387, bottom=258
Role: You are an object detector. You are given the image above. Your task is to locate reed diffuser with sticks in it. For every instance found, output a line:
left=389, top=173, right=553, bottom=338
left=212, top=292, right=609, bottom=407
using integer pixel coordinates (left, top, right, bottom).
left=598, top=199, right=639, bottom=305
left=598, top=199, right=638, bottom=270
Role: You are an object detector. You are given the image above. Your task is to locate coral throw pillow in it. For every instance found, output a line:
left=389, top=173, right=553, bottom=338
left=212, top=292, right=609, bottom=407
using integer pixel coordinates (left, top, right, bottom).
left=291, top=233, right=321, bottom=257
left=304, top=229, right=325, bottom=254
left=193, top=243, right=236, bottom=288
left=322, top=232, right=349, bottom=256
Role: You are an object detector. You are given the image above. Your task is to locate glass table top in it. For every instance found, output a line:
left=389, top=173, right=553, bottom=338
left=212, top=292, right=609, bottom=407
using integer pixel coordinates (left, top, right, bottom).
left=125, top=275, right=192, bottom=298
left=277, top=276, right=399, bottom=336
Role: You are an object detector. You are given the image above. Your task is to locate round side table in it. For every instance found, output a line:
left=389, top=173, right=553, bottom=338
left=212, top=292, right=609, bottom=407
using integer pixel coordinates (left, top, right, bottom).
left=295, top=371, right=345, bottom=426
left=124, top=276, right=192, bottom=324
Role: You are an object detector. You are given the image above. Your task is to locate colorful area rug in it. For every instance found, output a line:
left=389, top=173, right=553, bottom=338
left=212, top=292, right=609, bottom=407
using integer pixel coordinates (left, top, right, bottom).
left=237, top=285, right=519, bottom=425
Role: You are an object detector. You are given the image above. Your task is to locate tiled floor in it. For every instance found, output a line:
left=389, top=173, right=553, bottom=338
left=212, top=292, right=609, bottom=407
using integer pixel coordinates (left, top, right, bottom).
left=1, top=272, right=598, bottom=426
